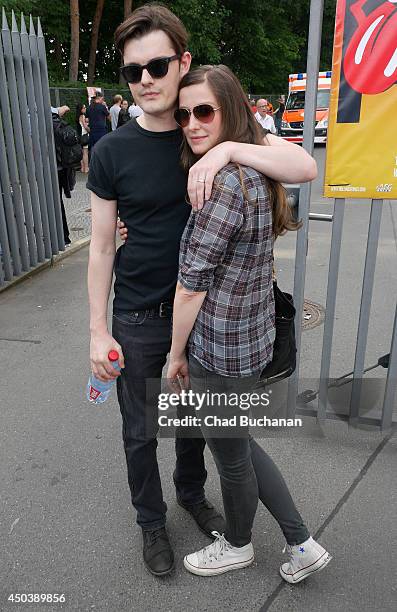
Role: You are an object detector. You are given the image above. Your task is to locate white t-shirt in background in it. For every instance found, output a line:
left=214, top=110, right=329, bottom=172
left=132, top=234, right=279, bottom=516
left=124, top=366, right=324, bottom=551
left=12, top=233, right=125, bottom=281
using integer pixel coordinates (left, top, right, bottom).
left=128, top=104, right=143, bottom=118
left=109, top=104, right=121, bottom=131
left=254, top=111, right=276, bottom=134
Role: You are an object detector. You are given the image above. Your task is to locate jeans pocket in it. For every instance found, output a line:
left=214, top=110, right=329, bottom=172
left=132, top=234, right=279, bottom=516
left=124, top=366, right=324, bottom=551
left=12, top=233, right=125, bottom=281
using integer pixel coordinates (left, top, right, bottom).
left=112, top=311, right=147, bottom=326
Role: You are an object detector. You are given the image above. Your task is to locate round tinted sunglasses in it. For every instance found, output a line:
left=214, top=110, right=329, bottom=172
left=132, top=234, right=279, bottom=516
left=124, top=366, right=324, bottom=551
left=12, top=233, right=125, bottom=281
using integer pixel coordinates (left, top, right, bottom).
left=174, top=104, right=221, bottom=128
left=120, top=54, right=180, bottom=84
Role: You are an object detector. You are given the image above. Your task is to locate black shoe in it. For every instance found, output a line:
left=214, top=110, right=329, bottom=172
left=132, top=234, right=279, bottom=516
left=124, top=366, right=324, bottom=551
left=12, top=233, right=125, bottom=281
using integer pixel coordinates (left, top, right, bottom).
left=142, top=527, right=175, bottom=576
left=177, top=498, right=226, bottom=539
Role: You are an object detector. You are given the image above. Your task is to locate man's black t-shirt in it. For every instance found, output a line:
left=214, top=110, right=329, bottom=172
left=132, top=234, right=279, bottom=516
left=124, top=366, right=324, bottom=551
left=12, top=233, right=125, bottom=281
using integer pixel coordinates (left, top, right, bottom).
left=87, top=119, right=190, bottom=312
left=86, top=102, right=109, bottom=132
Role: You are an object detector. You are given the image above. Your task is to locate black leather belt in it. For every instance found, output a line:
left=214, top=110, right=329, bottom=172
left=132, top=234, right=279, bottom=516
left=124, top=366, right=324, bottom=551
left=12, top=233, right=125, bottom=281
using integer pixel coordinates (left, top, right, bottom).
left=142, top=301, right=173, bottom=318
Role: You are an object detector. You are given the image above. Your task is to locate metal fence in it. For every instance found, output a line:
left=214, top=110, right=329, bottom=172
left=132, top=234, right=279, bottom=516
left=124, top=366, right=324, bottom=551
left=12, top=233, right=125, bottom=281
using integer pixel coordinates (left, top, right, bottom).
left=285, top=0, right=397, bottom=431
left=0, top=9, right=64, bottom=288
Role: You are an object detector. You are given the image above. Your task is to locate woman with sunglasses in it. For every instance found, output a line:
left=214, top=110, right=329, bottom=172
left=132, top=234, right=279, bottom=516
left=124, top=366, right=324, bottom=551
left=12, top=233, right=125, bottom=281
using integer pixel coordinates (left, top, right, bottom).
left=167, top=65, right=331, bottom=583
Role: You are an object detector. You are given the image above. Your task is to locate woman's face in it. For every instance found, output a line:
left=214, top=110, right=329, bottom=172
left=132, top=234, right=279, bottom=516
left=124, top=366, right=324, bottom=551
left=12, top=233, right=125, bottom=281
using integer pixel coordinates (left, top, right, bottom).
left=82, top=105, right=86, bottom=113
left=122, top=100, right=128, bottom=110
left=178, top=81, right=222, bottom=156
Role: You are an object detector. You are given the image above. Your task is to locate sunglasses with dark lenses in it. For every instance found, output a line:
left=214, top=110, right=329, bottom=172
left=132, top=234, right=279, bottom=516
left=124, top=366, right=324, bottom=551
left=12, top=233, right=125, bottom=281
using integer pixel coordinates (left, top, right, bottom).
left=174, top=104, right=221, bottom=128
left=120, top=54, right=180, bottom=84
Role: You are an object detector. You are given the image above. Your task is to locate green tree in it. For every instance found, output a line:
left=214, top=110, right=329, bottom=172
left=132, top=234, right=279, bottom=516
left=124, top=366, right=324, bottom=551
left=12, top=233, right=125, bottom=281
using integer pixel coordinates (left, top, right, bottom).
left=169, top=0, right=228, bottom=66
left=4, top=0, right=71, bottom=82
left=69, top=0, right=80, bottom=81
left=4, top=0, right=338, bottom=91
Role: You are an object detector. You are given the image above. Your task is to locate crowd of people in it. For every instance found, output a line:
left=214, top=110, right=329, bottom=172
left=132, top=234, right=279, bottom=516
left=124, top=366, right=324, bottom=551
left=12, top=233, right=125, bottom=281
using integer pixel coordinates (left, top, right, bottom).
left=50, top=93, right=142, bottom=245
left=80, top=92, right=143, bottom=164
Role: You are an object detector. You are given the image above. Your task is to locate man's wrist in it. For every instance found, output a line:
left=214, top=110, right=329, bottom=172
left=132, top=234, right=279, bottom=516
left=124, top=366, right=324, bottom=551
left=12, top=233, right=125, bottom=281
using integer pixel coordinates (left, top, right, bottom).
left=90, top=322, right=108, bottom=335
left=225, top=141, right=239, bottom=163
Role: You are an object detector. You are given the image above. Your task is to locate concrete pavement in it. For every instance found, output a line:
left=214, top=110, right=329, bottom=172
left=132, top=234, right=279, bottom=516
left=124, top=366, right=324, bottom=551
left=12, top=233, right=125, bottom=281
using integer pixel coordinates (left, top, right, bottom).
left=0, top=246, right=396, bottom=612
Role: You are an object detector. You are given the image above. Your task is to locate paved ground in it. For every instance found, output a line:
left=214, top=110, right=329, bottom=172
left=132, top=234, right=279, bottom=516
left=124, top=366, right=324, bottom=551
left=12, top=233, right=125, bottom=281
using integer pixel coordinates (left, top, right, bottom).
left=62, top=172, right=92, bottom=244
left=0, top=148, right=396, bottom=611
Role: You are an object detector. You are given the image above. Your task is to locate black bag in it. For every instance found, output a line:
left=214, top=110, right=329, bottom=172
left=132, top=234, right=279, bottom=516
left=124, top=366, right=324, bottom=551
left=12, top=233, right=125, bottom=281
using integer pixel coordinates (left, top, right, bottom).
left=259, top=282, right=297, bottom=385
left=54, top=120, right=83, bottom=168
left=80, top=133, right=89, bottom=147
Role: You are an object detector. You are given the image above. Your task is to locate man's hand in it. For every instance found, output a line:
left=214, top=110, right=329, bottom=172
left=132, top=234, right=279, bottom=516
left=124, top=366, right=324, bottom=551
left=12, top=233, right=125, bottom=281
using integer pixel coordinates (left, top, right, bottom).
left=57, top=105, right=70, bottom=117
left=187, top=141, right=232, bottom=210
left=117, top=219, right=128, bottom=243
left=167, top=354, right=190, bottom=394
left=90, top=330, right=125, bottom=382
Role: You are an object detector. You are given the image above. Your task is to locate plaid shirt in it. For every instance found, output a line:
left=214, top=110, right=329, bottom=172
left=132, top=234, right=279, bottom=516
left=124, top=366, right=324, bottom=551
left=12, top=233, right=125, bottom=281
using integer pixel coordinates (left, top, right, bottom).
left=178, top=163, right=275, bottom=377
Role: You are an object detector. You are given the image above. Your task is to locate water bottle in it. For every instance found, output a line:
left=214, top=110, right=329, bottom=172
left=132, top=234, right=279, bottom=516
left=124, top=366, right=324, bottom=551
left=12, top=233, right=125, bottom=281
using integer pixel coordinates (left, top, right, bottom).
left=87, top=350, right=121, bottom=404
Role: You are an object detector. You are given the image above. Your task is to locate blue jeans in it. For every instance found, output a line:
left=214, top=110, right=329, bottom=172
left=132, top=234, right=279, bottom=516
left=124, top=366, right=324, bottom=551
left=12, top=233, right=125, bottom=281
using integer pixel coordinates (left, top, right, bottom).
left=112, top=310, right=207, bottom=531
left=189, top=355, right=310, bottom=547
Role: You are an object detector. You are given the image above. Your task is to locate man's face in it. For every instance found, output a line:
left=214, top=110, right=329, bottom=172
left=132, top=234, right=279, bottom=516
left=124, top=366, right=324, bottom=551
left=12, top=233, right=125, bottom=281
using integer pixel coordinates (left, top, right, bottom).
left=123, top=30, right=191, bottom=118
left=256, top=99, right=268, bottom=117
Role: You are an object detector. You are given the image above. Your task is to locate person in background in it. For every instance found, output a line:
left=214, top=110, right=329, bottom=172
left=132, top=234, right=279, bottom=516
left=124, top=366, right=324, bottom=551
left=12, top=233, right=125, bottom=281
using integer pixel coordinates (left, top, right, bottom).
left=51, top=105, right=73, bottom=245
left=117, top=99, right=132, bottom=128
left=110, top=94, right=123, bottom=131
left=128, top=99, right=143, bottom=118
left=51, top=105, right=70, bottom=116
left=266, top=100, right=274, bottom=115
left=76, top=103, right=90, bottom=173
left=249, top=98, right=257, bottom=113
left=86, top=93, right=110, bottom=157
left=255, top=99, right=277, bottom=134
left=273, top=95, right=286, bottom=135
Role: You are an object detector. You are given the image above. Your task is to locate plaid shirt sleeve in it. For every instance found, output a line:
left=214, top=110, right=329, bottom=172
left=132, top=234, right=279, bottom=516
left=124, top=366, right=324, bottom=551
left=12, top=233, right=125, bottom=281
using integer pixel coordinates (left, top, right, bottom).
left=178, top=170, right=244, bottom=292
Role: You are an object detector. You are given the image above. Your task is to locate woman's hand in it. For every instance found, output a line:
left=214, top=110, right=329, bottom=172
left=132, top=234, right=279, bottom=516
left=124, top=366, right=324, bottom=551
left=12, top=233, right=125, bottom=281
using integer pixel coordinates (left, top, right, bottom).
left=188, top=142, right=232, bottom=210
left=167, top=354, right=190, bottom=393
left=117, top=219, right=128, bottom=243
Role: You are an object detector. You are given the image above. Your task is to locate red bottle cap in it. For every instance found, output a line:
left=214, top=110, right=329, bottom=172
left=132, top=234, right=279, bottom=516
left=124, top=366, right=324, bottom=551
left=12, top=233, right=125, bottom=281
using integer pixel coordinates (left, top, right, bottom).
left=108, top=350, right=119, bottom=362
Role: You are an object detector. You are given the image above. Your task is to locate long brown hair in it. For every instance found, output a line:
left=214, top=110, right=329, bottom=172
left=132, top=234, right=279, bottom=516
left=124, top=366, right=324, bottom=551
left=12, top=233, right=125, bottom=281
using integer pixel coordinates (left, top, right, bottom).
left=179, top=65, right=301, bottom=238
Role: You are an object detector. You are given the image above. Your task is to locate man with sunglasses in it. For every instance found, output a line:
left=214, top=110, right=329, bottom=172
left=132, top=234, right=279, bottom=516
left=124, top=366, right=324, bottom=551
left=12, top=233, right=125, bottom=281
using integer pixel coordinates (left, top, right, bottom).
left=87, top=4, right=317, bottom=577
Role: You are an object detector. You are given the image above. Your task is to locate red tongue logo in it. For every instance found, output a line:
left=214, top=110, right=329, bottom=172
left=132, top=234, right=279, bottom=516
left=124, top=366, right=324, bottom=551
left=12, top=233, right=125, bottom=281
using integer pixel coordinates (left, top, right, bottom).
left=343, top=0, right=397, bottom=95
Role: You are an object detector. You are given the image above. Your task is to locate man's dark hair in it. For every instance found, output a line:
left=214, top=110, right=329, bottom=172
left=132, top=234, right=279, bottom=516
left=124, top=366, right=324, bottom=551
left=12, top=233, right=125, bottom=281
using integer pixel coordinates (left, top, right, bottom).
left=114, top=3, right=188, bottom=57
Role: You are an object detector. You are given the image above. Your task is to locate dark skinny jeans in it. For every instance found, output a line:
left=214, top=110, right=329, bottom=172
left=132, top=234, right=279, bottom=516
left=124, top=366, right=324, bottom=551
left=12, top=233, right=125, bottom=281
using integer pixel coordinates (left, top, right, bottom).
left=189, top=355, right=310, bottom=547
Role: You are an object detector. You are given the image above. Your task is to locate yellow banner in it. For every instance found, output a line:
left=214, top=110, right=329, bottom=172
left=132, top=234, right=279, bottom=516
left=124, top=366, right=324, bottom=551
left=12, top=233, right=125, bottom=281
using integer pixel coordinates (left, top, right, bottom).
left=324, top=0, right=397, bottom=199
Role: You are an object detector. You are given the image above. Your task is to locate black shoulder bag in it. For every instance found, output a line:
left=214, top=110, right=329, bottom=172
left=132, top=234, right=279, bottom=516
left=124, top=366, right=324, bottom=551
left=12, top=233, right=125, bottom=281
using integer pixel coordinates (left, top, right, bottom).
left=259, top=281, right=297, bottom=385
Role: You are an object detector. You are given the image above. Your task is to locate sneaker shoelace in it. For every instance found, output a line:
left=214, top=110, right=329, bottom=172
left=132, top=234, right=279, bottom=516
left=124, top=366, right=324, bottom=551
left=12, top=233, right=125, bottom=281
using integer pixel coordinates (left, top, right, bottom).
left=197, top=531, right=232, bottom=564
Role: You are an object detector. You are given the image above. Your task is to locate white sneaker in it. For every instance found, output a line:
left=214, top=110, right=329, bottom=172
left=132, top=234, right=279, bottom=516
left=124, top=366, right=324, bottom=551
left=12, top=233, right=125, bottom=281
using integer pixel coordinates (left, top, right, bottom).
left=183, top=531, right=254, bottom=576
left=280, top=536, right=332, bottom=584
